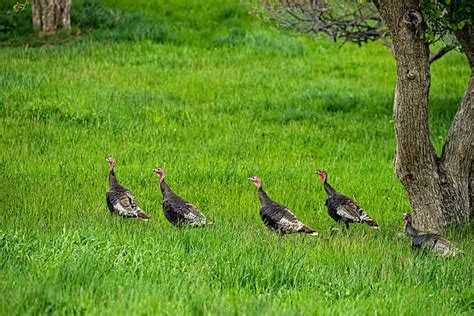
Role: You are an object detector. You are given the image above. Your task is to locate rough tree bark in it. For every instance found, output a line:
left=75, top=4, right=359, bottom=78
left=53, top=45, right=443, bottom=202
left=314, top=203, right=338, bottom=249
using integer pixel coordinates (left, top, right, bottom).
left=32, top=0, right=71, bottom=34
left=442, top=25, right=474, bottom=222
left=375, top=0, right=473, bottom=232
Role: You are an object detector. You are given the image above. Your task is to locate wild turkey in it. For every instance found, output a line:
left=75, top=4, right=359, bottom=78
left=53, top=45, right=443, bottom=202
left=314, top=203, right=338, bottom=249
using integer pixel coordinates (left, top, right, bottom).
left=248, top=176, right=318, bottom=236
left=315, top=170, right=378, bottom=229
left=106, top=157, right=150, bottom=220
left=153, top=168, right=209, bottom=227
left=403, top=213, right=461, bottom=256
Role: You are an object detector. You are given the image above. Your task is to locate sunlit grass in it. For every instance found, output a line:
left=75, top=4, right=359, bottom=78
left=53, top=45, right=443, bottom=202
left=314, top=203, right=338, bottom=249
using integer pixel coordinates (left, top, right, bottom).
left=0, top=0, right=472, bottom=314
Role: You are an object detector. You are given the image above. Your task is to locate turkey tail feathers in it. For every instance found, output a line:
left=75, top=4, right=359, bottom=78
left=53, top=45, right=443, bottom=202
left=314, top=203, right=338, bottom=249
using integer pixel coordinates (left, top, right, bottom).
left=365, top=220, right=379, bottom=229
left=299, top=225, right=319, bottom=236
left=136, top=210, right=150, bottom=221
left=359, top=211, right=379, bottom=228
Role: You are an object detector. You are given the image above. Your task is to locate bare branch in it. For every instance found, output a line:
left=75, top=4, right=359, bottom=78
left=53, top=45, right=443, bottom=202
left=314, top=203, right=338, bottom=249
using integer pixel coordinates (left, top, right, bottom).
left=429, top=44, right=456, bottom=64
left=251, top=0, right=388, bottom=45
left=380, top=35, right=392, bottom=49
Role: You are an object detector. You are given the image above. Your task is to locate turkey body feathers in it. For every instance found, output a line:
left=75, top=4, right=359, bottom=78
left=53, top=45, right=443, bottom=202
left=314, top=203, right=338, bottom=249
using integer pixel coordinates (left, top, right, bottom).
left=405, top=218, right=460, bottom=256
left=412, top=233, right=453, bottom=252
left=323, top=179, right=378, bottom=228
left=326, top=195, right=362, bottom=223
left=258, top=187, right=317, bottom=235
left=106, top=169, right=149, bottom=220
left=160, top=180, right=208, bottom=227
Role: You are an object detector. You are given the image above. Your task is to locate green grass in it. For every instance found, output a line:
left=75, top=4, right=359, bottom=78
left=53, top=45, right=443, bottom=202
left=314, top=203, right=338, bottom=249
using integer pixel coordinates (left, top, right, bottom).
left=0, top=0, right=473, bottom=315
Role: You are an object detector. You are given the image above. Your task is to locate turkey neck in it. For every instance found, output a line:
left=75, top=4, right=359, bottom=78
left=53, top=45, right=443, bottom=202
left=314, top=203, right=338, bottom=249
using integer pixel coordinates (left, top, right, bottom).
left=258, top=187, right=272, bottom=207
left=160, top=180, right=173, bottom=197
left=108, top=168, right=123, bottom=190
left=405, top=220, right=419, bottom=238
left=323, top=180, right=337, bottom=197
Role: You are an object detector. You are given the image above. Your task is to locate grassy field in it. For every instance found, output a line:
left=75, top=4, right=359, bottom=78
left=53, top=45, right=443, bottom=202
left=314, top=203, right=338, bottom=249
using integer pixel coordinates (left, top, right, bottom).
left=0, top=0, right=473, bottom=314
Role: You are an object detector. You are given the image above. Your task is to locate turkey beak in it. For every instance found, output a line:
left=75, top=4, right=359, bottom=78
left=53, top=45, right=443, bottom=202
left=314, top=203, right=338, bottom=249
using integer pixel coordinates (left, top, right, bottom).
left=247, top=177, right=253, bottom=182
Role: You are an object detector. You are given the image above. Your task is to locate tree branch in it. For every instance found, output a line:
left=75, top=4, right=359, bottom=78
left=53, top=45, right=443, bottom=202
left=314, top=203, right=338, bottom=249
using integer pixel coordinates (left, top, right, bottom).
left=438, top=73, right=473, bottom=223
left=442, top=25, right=474, bottom=170
left=380, top=35, right=392, bottom=49
left=454, top=25, right=474, bottom=70
left=440, top=74, right=474, bottom=175
left=257, top=1, right=387, bottom=45
left=429, top=44, right=456, bottom=64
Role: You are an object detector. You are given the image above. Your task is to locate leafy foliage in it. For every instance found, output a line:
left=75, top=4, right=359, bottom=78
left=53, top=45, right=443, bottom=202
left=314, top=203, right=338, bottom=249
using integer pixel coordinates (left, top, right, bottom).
left=420, top=0, right=473, bottom=43
left=12, top=1, right=28, bottom=13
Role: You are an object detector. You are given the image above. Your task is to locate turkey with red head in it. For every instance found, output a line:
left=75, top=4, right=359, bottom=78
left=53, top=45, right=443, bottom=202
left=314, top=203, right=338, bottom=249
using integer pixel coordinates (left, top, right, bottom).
left=315, top=170, right=378, bottom=229
left=106, top=157, right=150, bottom=220
left=249, top=176, right=318, bottom=236
left=153, top=168, right=209, bottom=227
left=403, top=213, right=461, bottom=256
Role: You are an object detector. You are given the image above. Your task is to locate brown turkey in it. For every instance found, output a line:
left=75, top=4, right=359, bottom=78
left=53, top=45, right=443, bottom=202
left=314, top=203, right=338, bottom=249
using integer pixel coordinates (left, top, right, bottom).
left=315, top=170, right=378, bottom=229
left=153, top=168, right=209, bottom=227
left=403, top=213, right=461, bottom=256
left=106, top=157, right=150, bottom=220
left=249, top=176, right=318, bottom=236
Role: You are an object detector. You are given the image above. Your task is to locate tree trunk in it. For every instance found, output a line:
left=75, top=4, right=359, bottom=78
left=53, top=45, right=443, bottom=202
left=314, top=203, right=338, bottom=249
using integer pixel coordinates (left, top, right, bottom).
left=375, top=0, right=473, bottom=232
left=32, top=0, right=71, bottom=34
left=446, top=24, right=474, bottom=220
